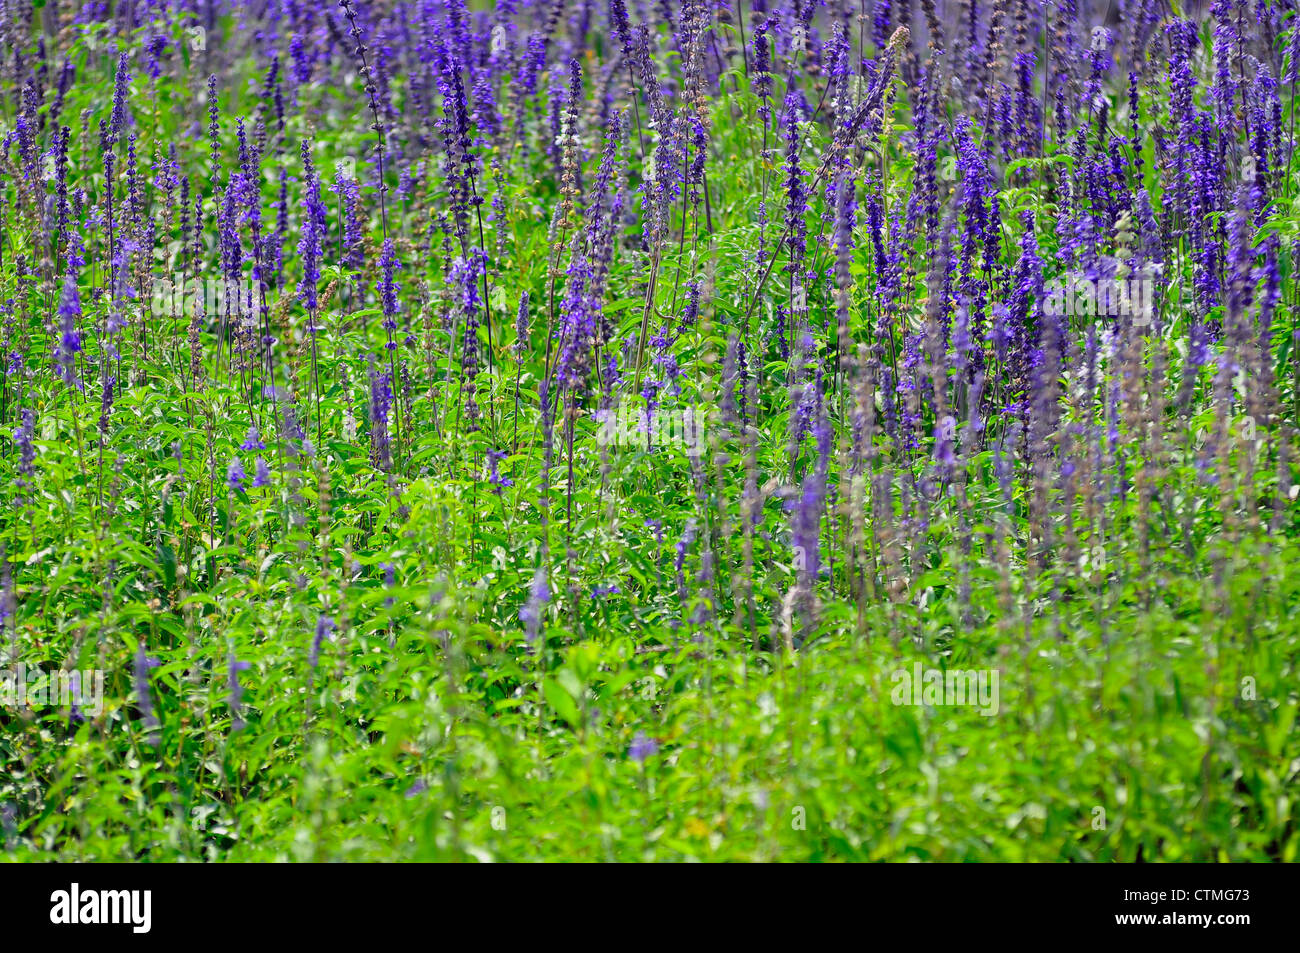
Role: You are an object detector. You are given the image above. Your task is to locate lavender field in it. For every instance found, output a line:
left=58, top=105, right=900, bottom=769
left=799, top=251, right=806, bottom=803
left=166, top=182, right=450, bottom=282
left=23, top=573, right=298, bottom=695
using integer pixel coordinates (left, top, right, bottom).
left=0, top=0, right=1298, bottom=862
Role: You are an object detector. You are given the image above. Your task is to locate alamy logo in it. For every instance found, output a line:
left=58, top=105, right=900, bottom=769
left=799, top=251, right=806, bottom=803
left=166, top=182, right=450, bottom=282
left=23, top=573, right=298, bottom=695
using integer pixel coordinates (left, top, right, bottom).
left=594, top=400, right=704, bottom=452
left=1, top=664, right=103, bottom=716
left=50, top=883, right=151, bottom=933
left=889, top=663, right=999, bottom=716
left=148, top=275, right=256, bottom=319
left=1043, top=274, right=1154, bottom=325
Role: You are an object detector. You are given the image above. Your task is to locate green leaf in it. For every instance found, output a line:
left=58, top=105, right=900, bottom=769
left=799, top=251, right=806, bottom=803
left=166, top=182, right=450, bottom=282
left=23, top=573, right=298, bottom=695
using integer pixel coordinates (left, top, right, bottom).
left=543, top=677, right=581, bottom=729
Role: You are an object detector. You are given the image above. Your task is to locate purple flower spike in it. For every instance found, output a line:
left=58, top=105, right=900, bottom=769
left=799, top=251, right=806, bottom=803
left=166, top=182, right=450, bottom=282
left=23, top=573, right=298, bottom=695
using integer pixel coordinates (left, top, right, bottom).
left=310, top=615, right=335, bottom=669
left=240, top=426, right=265, bottom=451
left=628, top=731, right=659, bottom=763
left=228, top=657, right=251, bottom=731
left=133, top=643, right=162, bottom=744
